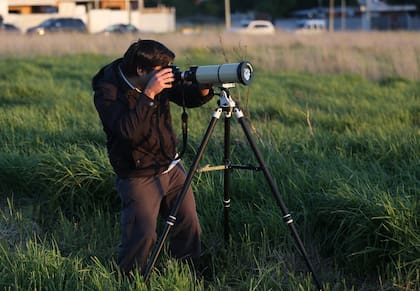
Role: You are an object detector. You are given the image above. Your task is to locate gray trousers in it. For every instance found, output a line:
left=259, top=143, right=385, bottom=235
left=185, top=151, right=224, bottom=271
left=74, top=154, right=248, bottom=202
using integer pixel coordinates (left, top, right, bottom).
left=115, top=163, right=202, bottom=274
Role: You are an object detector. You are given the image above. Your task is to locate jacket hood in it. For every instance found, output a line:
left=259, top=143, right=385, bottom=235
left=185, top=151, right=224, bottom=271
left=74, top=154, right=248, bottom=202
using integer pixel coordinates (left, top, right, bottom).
left=92, top=58, right=125, bottom=91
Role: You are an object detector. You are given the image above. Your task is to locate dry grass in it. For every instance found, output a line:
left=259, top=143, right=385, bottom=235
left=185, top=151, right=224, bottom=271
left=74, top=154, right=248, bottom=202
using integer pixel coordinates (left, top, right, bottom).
left=1, top=30, right=419, bottom=80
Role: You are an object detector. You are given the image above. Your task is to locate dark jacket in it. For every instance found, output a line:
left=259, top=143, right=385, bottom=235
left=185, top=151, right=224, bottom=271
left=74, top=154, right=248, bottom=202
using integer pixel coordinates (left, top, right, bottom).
left=92, top=58, right=214, bottom=178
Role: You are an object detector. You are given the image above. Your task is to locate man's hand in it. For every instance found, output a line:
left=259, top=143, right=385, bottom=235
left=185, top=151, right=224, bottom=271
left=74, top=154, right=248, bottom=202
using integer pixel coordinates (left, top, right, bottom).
left=144, top=68, right=175, bottom=99
left=199, top=83, right=212, bottom=96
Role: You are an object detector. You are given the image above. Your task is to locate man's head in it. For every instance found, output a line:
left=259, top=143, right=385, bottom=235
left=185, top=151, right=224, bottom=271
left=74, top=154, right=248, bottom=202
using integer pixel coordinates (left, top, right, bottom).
left=121, top=39, right=175, bottom=77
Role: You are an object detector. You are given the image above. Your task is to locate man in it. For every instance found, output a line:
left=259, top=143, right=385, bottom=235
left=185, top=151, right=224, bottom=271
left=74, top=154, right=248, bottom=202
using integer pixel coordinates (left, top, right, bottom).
left=92, top=39, right=214, bottom=275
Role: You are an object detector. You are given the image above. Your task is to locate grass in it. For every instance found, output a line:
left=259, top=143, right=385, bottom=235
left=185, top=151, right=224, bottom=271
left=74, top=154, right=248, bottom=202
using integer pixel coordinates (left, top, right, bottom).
left=1, top=30, right=419, bottom=80
left=0, top=32, right=419, bottom=290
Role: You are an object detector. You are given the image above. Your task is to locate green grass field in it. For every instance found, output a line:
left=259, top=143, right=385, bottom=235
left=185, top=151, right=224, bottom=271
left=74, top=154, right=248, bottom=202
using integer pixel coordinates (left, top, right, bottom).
left=0, top=33, right=419, bottom=290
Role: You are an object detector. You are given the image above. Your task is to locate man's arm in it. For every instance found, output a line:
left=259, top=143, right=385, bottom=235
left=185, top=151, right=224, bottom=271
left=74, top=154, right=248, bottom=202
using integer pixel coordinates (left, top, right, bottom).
left=93, top=82, right=157, bottom=145
left=170, top=82, right=214, bottom=108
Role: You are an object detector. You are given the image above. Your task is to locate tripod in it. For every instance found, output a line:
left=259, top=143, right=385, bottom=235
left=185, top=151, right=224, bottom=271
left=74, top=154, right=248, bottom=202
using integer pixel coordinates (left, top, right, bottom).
left=143, top=85, right=323, bottom=290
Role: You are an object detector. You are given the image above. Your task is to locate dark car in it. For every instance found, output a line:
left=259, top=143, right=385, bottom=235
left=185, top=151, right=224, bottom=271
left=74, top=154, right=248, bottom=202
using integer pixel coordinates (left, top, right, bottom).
left=0, top=23, right=21, bottom=33
left=99, top=23, right=139, bottom=35
left=26, top=18, right=87, bottom=35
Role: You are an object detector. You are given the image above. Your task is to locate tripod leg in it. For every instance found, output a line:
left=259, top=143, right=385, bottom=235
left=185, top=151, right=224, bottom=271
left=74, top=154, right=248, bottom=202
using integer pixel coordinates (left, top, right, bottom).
left=234, top=108, right=324, bottom=291
left=223, top=116, right=231, bottom=242
left=143, top=109, right=222, bottom=283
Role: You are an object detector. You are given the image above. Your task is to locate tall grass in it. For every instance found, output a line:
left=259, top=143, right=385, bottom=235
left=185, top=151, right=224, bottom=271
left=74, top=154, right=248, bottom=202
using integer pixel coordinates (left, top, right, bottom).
left=1, top=30, right=419, bottom=80
left=0, top=33, right=419, bottom=290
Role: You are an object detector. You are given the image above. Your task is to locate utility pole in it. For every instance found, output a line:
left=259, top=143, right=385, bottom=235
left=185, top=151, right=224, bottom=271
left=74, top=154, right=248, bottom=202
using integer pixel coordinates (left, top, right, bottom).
left=329, top=0, right=334, bottom=31
left=365, top=0, right=371, bottom=31
left=341, top=0, right=346, bottom=30
left=225, top=0, right=231, bottom=30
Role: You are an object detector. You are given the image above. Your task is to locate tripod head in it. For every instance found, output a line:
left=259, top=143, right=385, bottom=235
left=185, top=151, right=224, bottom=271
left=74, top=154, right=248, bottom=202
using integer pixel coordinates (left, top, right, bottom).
left=215, top=84, right=237, bottom=117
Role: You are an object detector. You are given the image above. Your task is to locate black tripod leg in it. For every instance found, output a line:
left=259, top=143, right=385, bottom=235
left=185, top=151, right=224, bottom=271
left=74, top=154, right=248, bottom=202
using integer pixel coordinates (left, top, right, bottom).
left=223, top=116, right=231, bottom=242
left=143, top=110, right=222, bottom=283
left=235, top=109, right=324, bottom=291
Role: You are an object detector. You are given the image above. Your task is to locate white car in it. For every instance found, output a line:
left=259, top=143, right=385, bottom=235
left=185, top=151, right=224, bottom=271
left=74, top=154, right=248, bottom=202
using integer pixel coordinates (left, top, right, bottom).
left=229, top=20, right=275, bottom=35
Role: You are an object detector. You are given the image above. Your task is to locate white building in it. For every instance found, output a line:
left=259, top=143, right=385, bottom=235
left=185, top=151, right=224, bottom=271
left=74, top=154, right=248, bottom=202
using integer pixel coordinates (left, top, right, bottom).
left=0, top=0, right=176, bottom=33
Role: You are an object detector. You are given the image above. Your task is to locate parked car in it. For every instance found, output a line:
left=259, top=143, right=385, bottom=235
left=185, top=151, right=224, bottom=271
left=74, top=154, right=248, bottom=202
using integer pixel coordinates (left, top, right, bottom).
left=295, top=19, right=326, bottom=34
left=229, top=20, right=275, bottom=35
left=26, top=18, right=87, bottom=35
left=99, top=23, right=139, bottom=35
left=0, top=23, right=21, bottom=33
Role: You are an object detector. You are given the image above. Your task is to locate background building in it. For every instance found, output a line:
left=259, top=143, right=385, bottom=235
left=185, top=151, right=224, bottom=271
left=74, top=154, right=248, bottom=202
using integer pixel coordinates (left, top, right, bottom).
left=0, top=0, right=175, bottom=33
